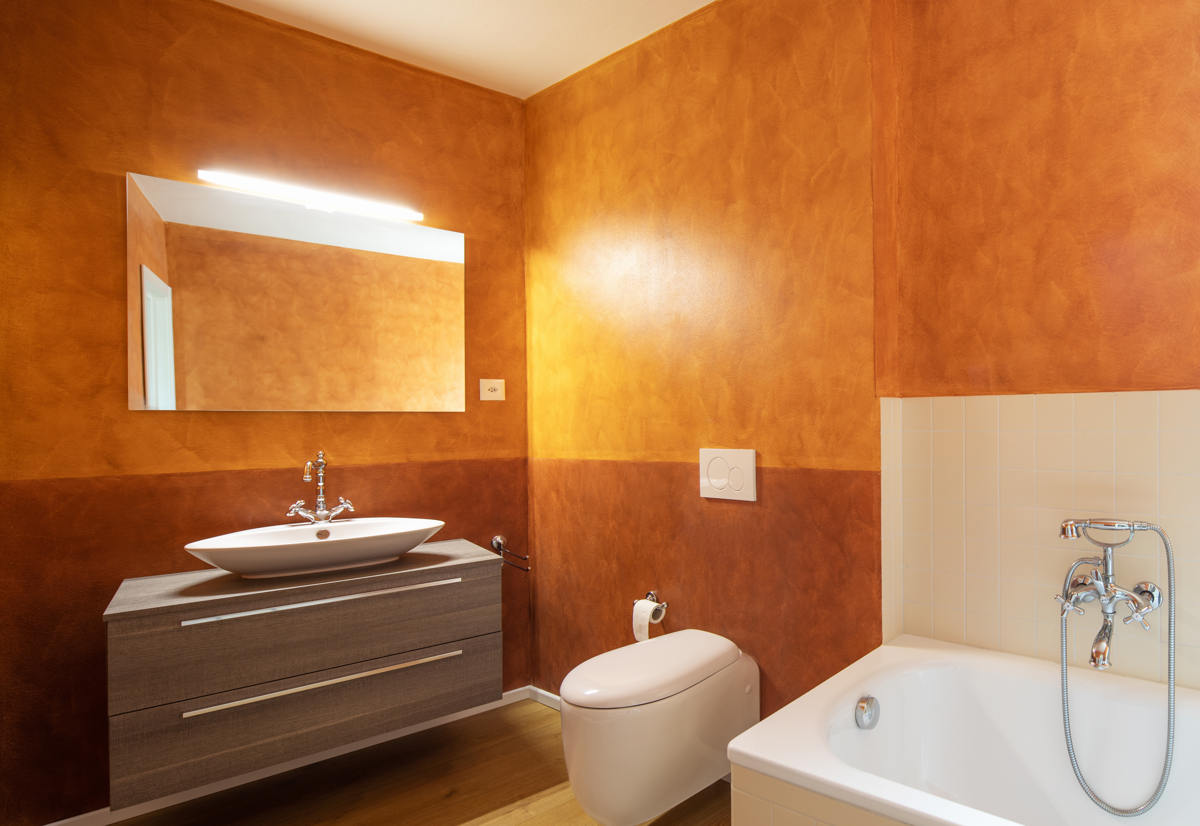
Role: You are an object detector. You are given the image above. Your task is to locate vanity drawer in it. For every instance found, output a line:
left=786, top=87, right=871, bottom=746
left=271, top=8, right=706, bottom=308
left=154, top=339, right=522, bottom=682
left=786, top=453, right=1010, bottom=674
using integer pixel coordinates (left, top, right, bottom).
left=109, top=632, right=501, bottom=809
left=107, top=565, right=499, bottom=714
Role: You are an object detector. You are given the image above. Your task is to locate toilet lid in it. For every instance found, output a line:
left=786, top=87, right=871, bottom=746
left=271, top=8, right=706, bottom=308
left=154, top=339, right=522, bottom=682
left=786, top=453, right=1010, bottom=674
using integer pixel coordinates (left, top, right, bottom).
left=560, top=629, right=740, bottom=709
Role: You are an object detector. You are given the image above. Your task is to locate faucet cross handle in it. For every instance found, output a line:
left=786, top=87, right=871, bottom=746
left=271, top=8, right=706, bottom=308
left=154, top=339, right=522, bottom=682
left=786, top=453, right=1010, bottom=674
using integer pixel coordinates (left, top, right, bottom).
left=328, top=496, right=355, bottom=519
left=1054, top=594, right=1086, bottom=619
left=1122, top=581, right=1163, bottom=631
left=1123, top=608, right=1152, bottom=631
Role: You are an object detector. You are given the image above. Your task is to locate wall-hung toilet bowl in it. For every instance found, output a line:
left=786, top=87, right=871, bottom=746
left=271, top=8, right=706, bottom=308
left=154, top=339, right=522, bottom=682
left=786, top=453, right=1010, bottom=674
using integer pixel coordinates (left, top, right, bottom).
left=559, top=629, right=760, bottom=826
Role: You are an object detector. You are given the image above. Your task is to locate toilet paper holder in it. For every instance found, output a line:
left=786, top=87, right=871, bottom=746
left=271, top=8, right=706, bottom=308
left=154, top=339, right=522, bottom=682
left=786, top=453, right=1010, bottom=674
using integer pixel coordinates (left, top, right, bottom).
left=634, top=591, right=668, bottom=621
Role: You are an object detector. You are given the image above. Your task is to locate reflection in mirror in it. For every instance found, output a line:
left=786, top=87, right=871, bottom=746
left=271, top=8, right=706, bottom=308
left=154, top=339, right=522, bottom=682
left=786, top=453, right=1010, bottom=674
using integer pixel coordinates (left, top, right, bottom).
left=126, top=173, right=465, bottom=412
left=140, top=265, right=176, bottom=410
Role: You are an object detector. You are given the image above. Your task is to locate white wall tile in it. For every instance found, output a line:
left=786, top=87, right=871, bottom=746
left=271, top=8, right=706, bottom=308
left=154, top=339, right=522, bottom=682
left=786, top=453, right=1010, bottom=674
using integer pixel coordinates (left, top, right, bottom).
left=965, top=429, right=998, bottom=469
left=932, top=431, right=964, bottom=503
left=1160, top=426, right=1200, bottom=475
left=965, top=460, right=998, bottom=505
left=1159, top=389, right=1200, bottom=431
left=964, top=396, right=999, bottom=431
left=885, top=390, right=1199, bottom=693
left=1115, top=391, right=1157, bottom=432
left=1075, top=429, right=1114, bottom=472
left=932, top=396, right=964, bottom=431
left=904, top=601, right=932, bottom=636
left=1036, top=431, right=1073, bottom=470
left=881, top=398, right=903, bottom=642
left=1000, top=469, right=1037, bottom=507
left=1160, top=475, right=1200, bottom=518
left=999, top=431, right=1036, bottom=469
left=999, top=395, right=1036, bottom=430
left=1116, top=428, right=1158, bottom=475
left=902, top=462, right=931, bottom=503
left=902, top=397, right=932, bottom=431
left=1115, top=473, right=1158, bottom=516
left=903, top=531, right=932, bottom=569
left=1036, top=394, right=1074, bottom=431
left=902, top=496, right=932, bottom=535
left=1074, top=393, right=1115, bottom=431
left=1074, top=471, right=1115, bottom=512
left=903, top=564, right=932, bottom=603
left=902, top=428, right=931, bottom=468
left=1036, top=471, right=1074, bottom=510
left=932, top=604, right=964, bottom=641
left=932, top=506, right=965, bottom=575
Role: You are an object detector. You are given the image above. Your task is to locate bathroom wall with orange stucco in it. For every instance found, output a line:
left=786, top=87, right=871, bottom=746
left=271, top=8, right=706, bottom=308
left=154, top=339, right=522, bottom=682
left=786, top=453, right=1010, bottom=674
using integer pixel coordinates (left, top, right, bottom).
left=874, top=0, right=1200, bottom=397
left=3, top=0, right=527, bottom=483
left=524, top=0, right=881, bottom=714
left=0, top=1, right=529, bottom=823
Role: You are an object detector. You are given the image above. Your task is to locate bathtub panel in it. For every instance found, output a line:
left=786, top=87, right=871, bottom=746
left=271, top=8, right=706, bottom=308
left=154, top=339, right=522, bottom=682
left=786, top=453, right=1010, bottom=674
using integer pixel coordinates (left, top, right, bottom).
left=732, top=766, right=903, bottom=826
left=730, top=787, right=772, bottom=826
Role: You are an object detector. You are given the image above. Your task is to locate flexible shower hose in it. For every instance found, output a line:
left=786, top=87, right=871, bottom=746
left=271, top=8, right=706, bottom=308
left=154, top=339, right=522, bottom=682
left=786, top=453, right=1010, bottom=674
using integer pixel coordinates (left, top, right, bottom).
left=1059, top=525, right=1176, bottom=816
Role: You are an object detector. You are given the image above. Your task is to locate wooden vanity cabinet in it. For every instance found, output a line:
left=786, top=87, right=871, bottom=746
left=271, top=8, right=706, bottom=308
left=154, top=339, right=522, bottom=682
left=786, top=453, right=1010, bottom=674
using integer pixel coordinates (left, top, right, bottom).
left=104, top=539, right=502, bottom=809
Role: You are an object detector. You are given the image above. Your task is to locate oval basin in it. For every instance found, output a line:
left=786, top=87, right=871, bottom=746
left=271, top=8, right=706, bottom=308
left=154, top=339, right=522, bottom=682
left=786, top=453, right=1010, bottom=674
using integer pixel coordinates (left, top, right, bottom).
left=185, top=517, right=444, bottom=579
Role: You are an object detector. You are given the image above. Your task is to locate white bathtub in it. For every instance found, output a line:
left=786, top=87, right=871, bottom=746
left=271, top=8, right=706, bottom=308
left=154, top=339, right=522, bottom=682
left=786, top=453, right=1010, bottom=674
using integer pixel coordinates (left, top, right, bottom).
left=728, top=636, right=1199, bottom=825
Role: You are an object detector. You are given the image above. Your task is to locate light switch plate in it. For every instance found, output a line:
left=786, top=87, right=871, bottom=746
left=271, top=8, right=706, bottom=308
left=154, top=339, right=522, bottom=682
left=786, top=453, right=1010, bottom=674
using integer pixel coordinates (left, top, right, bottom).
left=479, top=379, right=505, bottom=401
left=699, top=448, right=756, bottom=501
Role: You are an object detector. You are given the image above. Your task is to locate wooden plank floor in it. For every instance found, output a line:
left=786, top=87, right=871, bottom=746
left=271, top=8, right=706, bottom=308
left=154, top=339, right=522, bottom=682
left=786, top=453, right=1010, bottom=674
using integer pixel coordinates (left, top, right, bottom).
left=116, top=700, right=731, bottom=826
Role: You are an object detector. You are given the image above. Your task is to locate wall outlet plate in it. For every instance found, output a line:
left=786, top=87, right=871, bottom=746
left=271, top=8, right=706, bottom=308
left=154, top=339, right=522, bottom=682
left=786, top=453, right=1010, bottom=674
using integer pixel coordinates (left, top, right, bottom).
left=479, top=379, right=505, bottom=401
left=699, top=448, right=756, bottom=501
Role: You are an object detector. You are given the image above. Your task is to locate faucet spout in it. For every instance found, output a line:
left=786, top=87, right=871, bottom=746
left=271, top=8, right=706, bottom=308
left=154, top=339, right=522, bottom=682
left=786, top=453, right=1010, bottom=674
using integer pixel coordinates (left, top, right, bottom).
left=1091, top=615, right=1114, bottom=670
left=289, top=451, right=355, bottom=523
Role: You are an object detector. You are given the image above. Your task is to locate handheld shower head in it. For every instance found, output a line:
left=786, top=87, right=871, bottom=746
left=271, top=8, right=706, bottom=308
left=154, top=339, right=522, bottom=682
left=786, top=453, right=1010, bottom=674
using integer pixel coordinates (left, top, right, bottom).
left=1060, top=518, right=1153, bottom=541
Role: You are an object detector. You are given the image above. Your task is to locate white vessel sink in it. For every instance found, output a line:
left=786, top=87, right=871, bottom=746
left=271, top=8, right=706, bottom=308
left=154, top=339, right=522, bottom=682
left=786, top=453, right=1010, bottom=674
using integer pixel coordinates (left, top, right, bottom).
left=185, top=517, right=445, bottom=579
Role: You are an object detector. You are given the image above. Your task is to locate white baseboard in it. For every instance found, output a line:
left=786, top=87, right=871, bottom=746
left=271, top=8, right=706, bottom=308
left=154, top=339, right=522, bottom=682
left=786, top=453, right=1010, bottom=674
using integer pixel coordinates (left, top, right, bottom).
left=47, top=684, right=560, bottom=826
left=527, top=684, right=561, bottom=709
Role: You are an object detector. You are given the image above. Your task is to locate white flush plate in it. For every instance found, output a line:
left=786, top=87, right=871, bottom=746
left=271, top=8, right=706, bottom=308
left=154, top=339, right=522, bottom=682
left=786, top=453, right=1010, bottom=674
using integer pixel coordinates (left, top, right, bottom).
left=479, top=379, right=505, bottom=401
left=699, top=449, right=756, bottom=501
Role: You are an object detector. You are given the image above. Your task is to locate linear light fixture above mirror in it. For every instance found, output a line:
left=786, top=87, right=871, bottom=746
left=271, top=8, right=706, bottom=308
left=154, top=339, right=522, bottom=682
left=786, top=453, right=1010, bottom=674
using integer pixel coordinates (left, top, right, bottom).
left=129, top=173, right=462, bottom=263
left=197, top=168, right=423, bottom=223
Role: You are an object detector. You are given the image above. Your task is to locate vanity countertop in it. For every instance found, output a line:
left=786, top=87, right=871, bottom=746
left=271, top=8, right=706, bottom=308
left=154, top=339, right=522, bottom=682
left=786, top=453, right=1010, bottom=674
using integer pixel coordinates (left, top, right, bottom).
left=104, top=538, right=498, bottom=621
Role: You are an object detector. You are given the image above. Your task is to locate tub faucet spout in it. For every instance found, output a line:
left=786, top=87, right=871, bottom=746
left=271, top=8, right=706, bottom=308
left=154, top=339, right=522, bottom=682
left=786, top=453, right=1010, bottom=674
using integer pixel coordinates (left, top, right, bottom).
left=1091, top=615, right=1113, bottom=670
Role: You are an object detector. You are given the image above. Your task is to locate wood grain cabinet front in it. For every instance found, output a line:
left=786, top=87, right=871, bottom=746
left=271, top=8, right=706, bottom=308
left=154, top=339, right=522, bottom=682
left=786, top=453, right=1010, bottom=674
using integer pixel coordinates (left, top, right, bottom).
left=104, top=539, right=503, bottom=809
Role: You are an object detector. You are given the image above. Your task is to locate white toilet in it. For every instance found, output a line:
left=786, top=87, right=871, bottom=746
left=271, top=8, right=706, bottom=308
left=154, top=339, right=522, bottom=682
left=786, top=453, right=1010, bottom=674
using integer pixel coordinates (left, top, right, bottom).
left=559, top=629, right=760, bottom=826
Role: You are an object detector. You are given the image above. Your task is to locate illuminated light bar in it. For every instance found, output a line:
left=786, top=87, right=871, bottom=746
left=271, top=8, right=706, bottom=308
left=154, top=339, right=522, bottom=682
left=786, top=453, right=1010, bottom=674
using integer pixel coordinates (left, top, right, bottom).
left=197, top=168, right=423, bottom=223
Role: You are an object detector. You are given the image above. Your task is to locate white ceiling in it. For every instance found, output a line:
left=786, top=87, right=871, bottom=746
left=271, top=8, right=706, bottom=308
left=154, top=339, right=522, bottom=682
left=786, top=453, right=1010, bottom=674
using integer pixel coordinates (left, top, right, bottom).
left=217, top=0, right=717, bottom=99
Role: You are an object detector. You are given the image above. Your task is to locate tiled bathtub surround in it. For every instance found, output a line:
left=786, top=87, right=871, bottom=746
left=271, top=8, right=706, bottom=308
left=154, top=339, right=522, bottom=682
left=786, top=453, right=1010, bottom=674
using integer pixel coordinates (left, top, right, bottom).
left=882, top=392, right=1200, bottom=688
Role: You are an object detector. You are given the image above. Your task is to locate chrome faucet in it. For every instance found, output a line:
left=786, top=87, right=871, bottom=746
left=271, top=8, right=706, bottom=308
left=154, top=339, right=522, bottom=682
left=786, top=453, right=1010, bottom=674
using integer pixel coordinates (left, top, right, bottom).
left=287, top=450, right=355, bottom=523
left=1056, top=519, right=1162, bottom=669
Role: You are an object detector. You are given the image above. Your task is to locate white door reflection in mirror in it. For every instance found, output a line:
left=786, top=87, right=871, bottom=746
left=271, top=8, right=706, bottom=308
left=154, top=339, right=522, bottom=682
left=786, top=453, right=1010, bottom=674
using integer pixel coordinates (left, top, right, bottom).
left=140, top=265, right=176, bottom=411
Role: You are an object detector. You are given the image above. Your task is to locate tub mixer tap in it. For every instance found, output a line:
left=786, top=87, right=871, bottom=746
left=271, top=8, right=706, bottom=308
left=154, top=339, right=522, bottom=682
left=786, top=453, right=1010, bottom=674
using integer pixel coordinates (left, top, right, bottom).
left=1054, top=517, right=1176, bottom=816
left=1055, top=519, right=1162, bottom=669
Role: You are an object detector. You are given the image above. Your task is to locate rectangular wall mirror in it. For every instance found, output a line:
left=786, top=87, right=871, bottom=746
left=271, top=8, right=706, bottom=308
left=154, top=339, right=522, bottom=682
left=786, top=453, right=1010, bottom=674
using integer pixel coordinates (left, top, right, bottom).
left=126, top=172, right=465, bottom=412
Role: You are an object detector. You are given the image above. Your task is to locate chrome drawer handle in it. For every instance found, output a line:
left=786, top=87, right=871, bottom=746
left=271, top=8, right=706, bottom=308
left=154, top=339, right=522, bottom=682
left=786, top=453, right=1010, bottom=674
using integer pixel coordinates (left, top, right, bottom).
left=181, top=649, right=463, bottom=718
left=180, top=577, right=463, bottom=626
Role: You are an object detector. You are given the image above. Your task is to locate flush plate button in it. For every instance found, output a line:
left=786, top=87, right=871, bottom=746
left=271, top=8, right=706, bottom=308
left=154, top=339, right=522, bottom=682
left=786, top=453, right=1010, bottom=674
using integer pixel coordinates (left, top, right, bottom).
left=699, top=449, right=756, bottom=501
